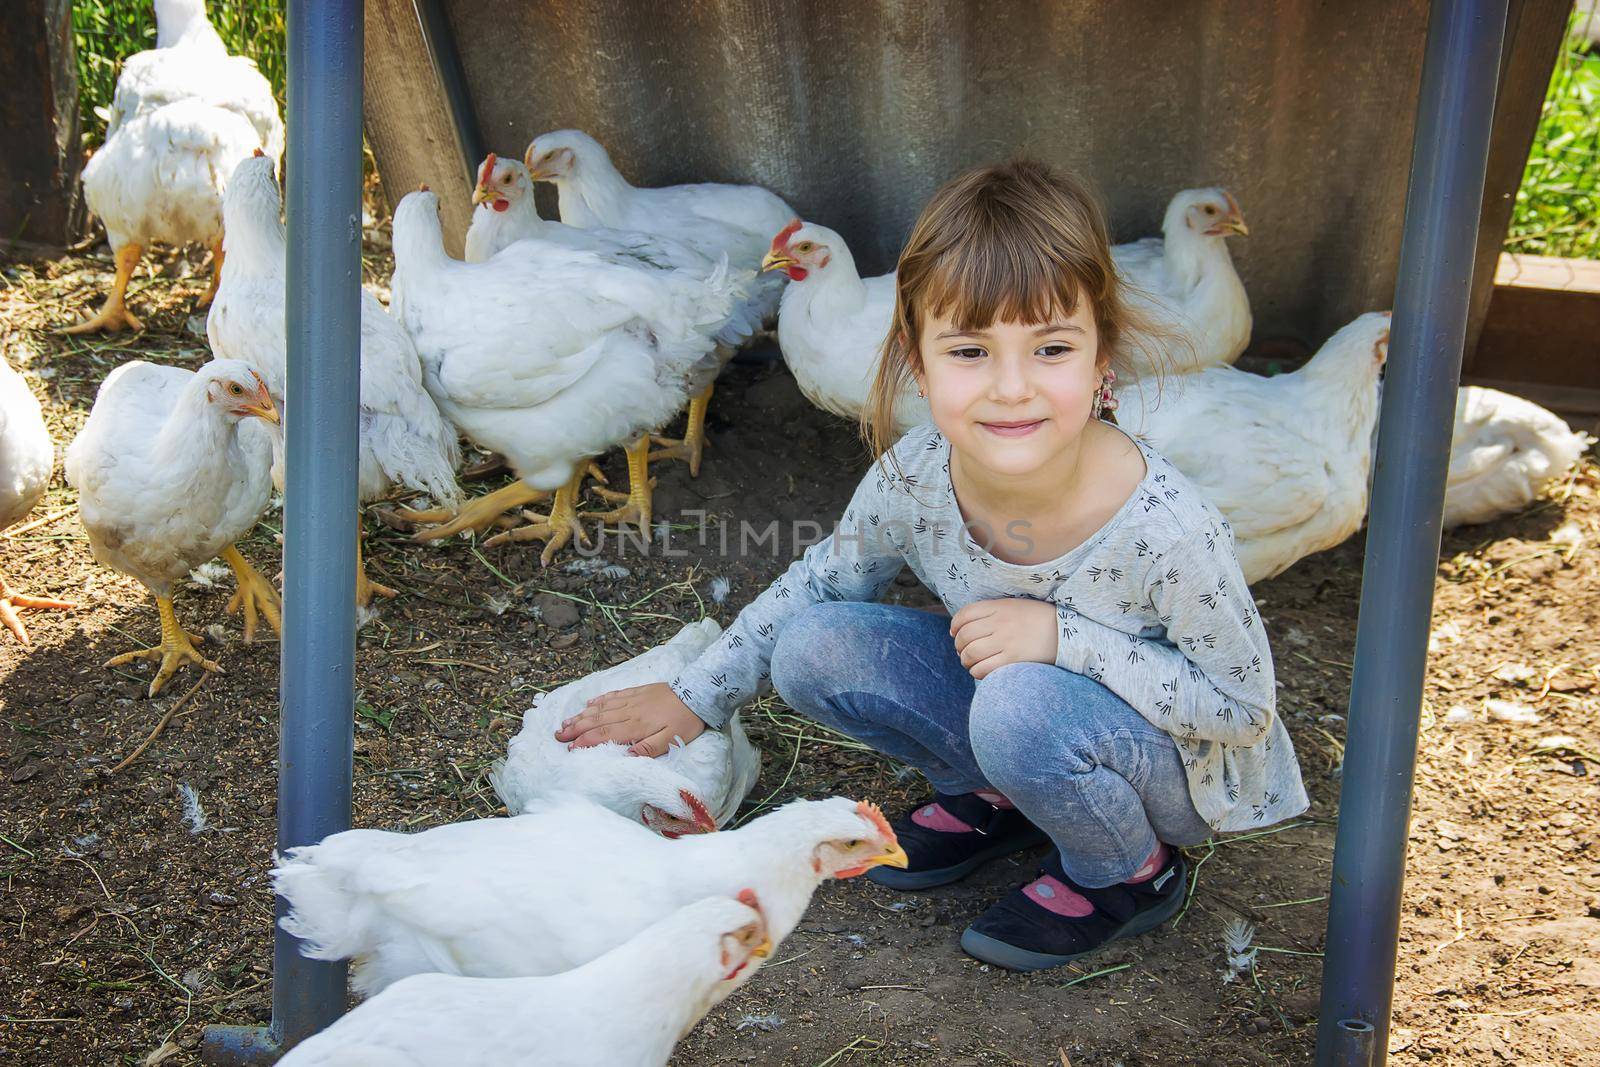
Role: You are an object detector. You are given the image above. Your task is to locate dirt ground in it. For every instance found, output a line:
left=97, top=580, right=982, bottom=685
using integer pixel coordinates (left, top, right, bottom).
left=1, top=239, right=1596, bottom=1067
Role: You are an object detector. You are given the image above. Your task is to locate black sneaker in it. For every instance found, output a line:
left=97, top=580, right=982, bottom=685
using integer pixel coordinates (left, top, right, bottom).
left=865, top=792, right=1049, bottom=891
left=960, top=849, right=1188, bottom=971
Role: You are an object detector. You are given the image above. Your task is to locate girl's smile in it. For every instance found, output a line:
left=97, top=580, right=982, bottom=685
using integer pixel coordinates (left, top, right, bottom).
left=978, top=418, right=1046, bottom=437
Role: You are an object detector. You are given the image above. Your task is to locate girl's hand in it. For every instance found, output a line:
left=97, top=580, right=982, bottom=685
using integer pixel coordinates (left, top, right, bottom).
left=554, top=682, right=707, bottom=757
left=950, top=598, right=1059, bottom=679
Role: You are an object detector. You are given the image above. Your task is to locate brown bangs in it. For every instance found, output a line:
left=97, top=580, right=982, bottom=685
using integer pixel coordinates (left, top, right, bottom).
left=916, top=221, right=1087, bottom=335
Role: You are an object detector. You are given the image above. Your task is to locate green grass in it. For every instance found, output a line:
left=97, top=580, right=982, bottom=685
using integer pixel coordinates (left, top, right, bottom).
left=73, top=1, right=285, bottom=150
left=1506, top=9, right=1600, bottom=260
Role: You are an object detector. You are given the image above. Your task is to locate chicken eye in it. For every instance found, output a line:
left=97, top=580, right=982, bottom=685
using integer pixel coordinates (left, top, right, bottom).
left=795, top=242, right=813, bottom=253
left=1203, top=205, right=1217, bottom=214
left=502, top=174, right=513, bottom=184
left=844, top=839, right=861, bottom=849
left=228, top=383, right=245, bottom=395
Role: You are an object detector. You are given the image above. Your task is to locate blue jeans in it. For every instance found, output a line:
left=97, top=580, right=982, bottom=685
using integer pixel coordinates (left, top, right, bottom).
left=769, top=601, right=1213, bottom=887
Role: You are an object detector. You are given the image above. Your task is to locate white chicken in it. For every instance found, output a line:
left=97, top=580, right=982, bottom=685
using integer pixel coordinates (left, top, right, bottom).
left=524, top=130, right=793, bottom=472
left=1113, top=188, right=1251, bottom=376
left=65, top=360, right=279, bottom=694
left=0, top=357, right=75, bottom=644
left=1439, top=386, right=1594, bottom=529
left=491, top=619, right=761, bottom=831
left=389, top=188, right=738, bottom=564
left=207, top=154, right=462, bottom=607
left=1121, top=312, right=1391, bottom=584
left=276, top=895, right=772, bottom=1067
left=274, top=794, right=907, bottom=997
left=465, top=154, right=767, bottom=517
left=763, top=220, right=929, bottom=432
left=68, top=0, right=284, bottom=334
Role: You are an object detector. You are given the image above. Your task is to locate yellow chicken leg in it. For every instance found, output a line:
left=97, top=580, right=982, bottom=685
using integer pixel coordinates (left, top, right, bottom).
left=649, top=384, right=714, bottom=477
left=104, top=594, right=221, bottom=697
left=403, top=481, right=551, bottom=541
left=196, top=236, right=224, bottom=309
left=221, top=545, right=281, bottom=643
left=587, top=435, right=655, bottom=536
left=356, top=530, right=397, bottom=608
left=0, top=569, right=75, bottom=647
left=484, top=466, right=590, bottom=565
left=63, top=243, right=146, bottom=335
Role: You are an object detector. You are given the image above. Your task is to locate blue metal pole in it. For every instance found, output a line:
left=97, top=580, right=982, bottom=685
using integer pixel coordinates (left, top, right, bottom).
left=1315, top=3, right=1506, bottom=1065
left=201, top=0, right=362, bottom=1061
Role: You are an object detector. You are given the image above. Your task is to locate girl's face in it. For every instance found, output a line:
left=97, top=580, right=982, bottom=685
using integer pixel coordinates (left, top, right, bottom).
left=915, top=302, right=1103, bottom=479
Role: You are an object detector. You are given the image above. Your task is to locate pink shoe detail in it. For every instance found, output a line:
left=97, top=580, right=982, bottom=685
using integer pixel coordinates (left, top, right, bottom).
left=1126, top=842, right=1170, bottom=884
left=1022, top=874, right=1094, bottom=917
left=910, top=802, right=975, bottom=833
left=973, top=790, right=1016, bottom=810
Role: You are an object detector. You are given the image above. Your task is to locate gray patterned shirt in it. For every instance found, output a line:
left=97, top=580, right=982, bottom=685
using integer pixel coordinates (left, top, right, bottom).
left=671, top=423, right=1309, bottom=832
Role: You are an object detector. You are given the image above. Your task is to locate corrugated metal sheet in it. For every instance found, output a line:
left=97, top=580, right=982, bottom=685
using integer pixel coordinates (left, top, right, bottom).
left=441, top=1, right=1440, bottom=346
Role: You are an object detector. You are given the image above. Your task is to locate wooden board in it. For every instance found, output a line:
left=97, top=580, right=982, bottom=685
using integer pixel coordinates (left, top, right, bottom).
left=0, top=0, right=85, bottom=247
left=363, top=0, right=474, bottom=257
left=1473, top=254, right=1600, bottom=404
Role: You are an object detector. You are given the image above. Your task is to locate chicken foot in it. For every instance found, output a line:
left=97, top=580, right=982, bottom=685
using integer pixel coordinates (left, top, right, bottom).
left=62, top=243, right=146, bottom=335
left=403, top=481, right=550, bottom=540
left=0, top=568, right=75, bottom=647
left=649, top=383, right=714, bottom=477
left=195, top=237, right=224, bottom=309
left=586, top=435, right=655, bottom=536
left=220, top=545, right=282, bottom=643
left=356, top=529, right=397, bottom=609
left=483, top=467, right=591, bottom=565
left=104, top=594, right=221, bottom=698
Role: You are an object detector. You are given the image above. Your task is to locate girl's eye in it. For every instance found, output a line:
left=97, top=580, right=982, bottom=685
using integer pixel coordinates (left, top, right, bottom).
left=950, top=347, right=986, bottom=361
left=1037, top=344, right=1074, bottom=359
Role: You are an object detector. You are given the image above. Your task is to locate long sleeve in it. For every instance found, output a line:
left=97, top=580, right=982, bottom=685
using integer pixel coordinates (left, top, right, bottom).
left=669, top=465, right=907, bottom=728
left=1054, top=516, right=1275, bottom=748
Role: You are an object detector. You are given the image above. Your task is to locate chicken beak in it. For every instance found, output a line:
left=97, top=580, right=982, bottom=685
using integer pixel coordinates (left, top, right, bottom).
left=470, top=185, right=493, bottom=206
left=1221, top=216, right=1249, bottom=237
left=761, top=250, right=797, bottom=273
left=752, top=935, right=773, bottom=959
left=866, top=844, right=910, bottom=870
left=241, top=381, right=280, bottom=424
left=522, top=145, right=551, bottom=180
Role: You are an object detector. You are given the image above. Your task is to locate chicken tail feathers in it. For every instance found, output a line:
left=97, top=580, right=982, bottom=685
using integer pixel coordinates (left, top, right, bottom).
left=272, top=845, right=385, bottom=963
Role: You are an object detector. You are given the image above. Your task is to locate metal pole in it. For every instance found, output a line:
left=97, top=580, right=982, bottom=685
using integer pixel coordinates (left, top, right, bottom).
left=1315, top=2, right=1507, bottom=1065
left=201, top=0, right=362, bottom=1061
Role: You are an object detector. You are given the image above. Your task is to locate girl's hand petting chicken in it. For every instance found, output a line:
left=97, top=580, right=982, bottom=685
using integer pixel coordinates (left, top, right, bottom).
left=950, top=599, right=1059, bottom=679
left=556, top=682, right=707, bottom=756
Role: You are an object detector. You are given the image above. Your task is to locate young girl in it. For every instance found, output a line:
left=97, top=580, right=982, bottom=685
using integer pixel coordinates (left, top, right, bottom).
left=557, top=160, right=1309, bottom=972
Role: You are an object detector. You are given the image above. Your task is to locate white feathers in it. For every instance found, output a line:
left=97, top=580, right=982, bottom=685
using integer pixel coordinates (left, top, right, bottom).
left=1220, top=918, right=1258, bottom=983
left=274, top=896, right=770, bottom=1067
left=390, top=187, right=741, bottom=497
left=709, top=575, right=732, bottom=605
left=768, top=221, right=928, bottom=431
left=208, top=156, right=461, bottom=509
left=0, top=356, right=53, bottom=537
left=65, top=360, right=275, bottom=595
left=1124, top=313, right=1392, bottom=584
left=1115, top=188, right=1251, bottom=377
left=178, top=783, right=208, bottom=834
left=82, top=0, right=282, bottom=255
left=490, top=619, right=760, bottom=830
left=1439, top=386, right=1593, bottom=529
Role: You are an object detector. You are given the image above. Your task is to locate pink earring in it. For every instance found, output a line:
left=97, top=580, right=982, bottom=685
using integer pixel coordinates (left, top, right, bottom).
left=1091, top=368, right=1118, bottom=419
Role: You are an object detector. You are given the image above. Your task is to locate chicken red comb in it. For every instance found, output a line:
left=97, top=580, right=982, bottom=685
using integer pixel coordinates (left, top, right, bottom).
left=1222, top=190, right=1242, bottom=219
left=417, top=182, right=430, bottom=193
left=681, top=789, right=717, bottom=833
left=855, top=800, right=895, bottom=844
left=770, top=218, right=803, bottom=255
left=736, top=888, right=762, bottom=912
left=253, top=147, right=265, bottom=158
left=478, top=153, right=498, bottom=188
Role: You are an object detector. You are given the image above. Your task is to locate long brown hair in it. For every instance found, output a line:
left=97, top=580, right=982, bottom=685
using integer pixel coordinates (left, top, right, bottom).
left=862, top=159, right=1173, bottom=461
